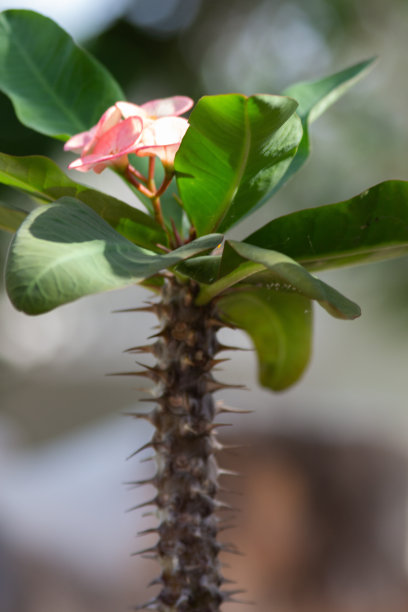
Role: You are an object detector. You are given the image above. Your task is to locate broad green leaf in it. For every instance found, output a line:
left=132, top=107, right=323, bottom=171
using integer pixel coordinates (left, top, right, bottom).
left=218, top=289, right=313, bottom=391
left=176, top=255, right=221, bottom=284
left=6, top=197, right=222, bottom=315
left=244, top=181, right=408, bottom=271
left=198, top=241, right=360, bottom=320
left=0, top=10, right=124, bottom=139
left=278, top=58, right=376, bottom=188
left=0, top=202, right=27, bottom=232
left=175, top=94, right=302, bottom=235
left=284, top=58, right=376, bottom=123
left=0, top=153, right=166, bottom=250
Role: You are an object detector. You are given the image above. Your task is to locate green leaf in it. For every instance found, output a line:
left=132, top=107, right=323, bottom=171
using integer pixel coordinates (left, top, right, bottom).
left=244, top=181, right=408, bottom=271
left=218, top=289, right=313, bottom=391
left=6, top=197, right=223, bottom=315
left=198, top=241, right=361, bottom=320
left=0, top=202, right=27, bottom=232
left=0, top=10, right=124, bottom=139
left=279, top=58, right=376, bottom=187
left=175, top=94, right=302, bottom=235
left=284, top=58, right=376, bottom=123
left=176, top=248, right=223, bottom=284
left=0, top=153, right=166, bottom=250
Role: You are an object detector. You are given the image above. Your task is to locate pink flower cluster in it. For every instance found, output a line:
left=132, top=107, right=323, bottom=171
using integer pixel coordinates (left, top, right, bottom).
left=64, top=96, right=193, bottom=174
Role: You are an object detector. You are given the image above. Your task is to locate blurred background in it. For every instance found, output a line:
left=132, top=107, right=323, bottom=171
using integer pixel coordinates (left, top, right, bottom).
left=0, top=0, right=408, bottom=610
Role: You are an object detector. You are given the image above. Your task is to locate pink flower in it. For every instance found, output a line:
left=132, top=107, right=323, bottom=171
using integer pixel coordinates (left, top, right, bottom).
left=135, top=116, right=190, bottom=169
left=64, top=105, right=122, bottom=156
left=116, top=96, right=193, bottom=121
left=67, top=116, right=143, bottom=174
left=64, top=96, right=193, bottom=174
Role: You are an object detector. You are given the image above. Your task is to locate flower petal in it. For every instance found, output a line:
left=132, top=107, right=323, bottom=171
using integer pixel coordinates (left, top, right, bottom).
left=141, top=96, right=194, bottom=118
left=136, top=143, right=181, bottom=168
left=138, top=116, right=189, bottom=147
left=64, top=125, right=97, bottom=153
left=69, top=116, right=143, bottom=173
left=115, top=101, right=148, bottom=120
left=82, top=105, right=122, bottom=155
left=135, top=116, right=189, bottom=167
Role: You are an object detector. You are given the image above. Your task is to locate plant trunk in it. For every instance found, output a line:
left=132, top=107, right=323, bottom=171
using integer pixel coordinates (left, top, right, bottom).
left=131, top=276, right=235, bottom=611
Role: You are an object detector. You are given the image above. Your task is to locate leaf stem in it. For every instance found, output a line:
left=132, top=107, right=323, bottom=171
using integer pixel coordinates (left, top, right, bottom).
left=125, top=166, right=154, bottom=198
left=127, top=164, right=148, bottom=184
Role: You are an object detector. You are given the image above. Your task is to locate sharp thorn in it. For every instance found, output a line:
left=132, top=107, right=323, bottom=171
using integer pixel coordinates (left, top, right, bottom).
left=214, top=440, right=249, bottom=453
left=206, top=380, right=247, bottom=392
left=105, top=371, right=149, bottom=378
left=216, top=500, right=240, bottom=512
left=124, top=344, right=157, bottom=354
left=121, top=411, right=153, bottom=423
left=134, top=597, right=159, bottom=610
left=208, top=358, right=230, bottom=368
left=140, top=456, right=155, bottom=464
left=224, top=597, right=255, bottom=606
left=216, top=402, right=254, bottom=415
left=112, top=306, right=155, bottom=314
left=217, top=468, right=241, bottom=478
left=147, top=330, right=166, bottom=340
left=215, top=343, right=253, bottom=353
left=126, top=498, right=157, bottom=512
left=222, top=589, right=247, bottom=597
left=205, top=318, right=225, bottom=328
left=135, top=362, right=167, bottom=381
left=131, top=546, right=157, bottom=557
left=220, top=545, right=245, bottom=556
left=126, top=441, right=156, bottom=460
left=124, top=478, right=157, bottom=489
left=137, top=528, right=159, bottom=537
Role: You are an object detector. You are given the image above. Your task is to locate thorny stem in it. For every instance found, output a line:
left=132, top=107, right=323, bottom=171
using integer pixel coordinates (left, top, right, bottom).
left=126, top=277, right=240, bottom=611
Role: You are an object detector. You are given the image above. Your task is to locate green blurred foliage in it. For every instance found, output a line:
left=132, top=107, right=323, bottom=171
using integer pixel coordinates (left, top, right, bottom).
left=1, top=0, right=407, bottom=320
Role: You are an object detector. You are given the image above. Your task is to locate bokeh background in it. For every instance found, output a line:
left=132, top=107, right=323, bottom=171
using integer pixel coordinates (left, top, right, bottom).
left=0, top=0, right=408, bottom=610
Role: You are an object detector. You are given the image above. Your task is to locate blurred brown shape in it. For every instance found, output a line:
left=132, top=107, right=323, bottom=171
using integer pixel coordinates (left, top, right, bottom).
left=221, top=433, right=408, bottom=611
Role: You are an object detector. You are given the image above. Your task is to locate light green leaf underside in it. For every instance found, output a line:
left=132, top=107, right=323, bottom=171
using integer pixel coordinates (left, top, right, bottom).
left=0, top=9, right=124, bottom=139
left=6, top=197, right=222, bottom=315
left=245, top=181, right=408, bottom=271
left=218, top=289, right=313, bottom=391
left=0, top=153, right=166, bottom=250
left=175, top=93, right=302, bottom=235
left=198, top=241, right=360, bottom=320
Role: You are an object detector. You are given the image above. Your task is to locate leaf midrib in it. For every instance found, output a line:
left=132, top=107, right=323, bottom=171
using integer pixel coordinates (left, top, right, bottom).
left=9, top=19, right=85, bottom=133
left=12, top=239, right=136, bottom=309
left=297, top=241, right=408, bottom=269
left=212, top=101, right=252, bottom=231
